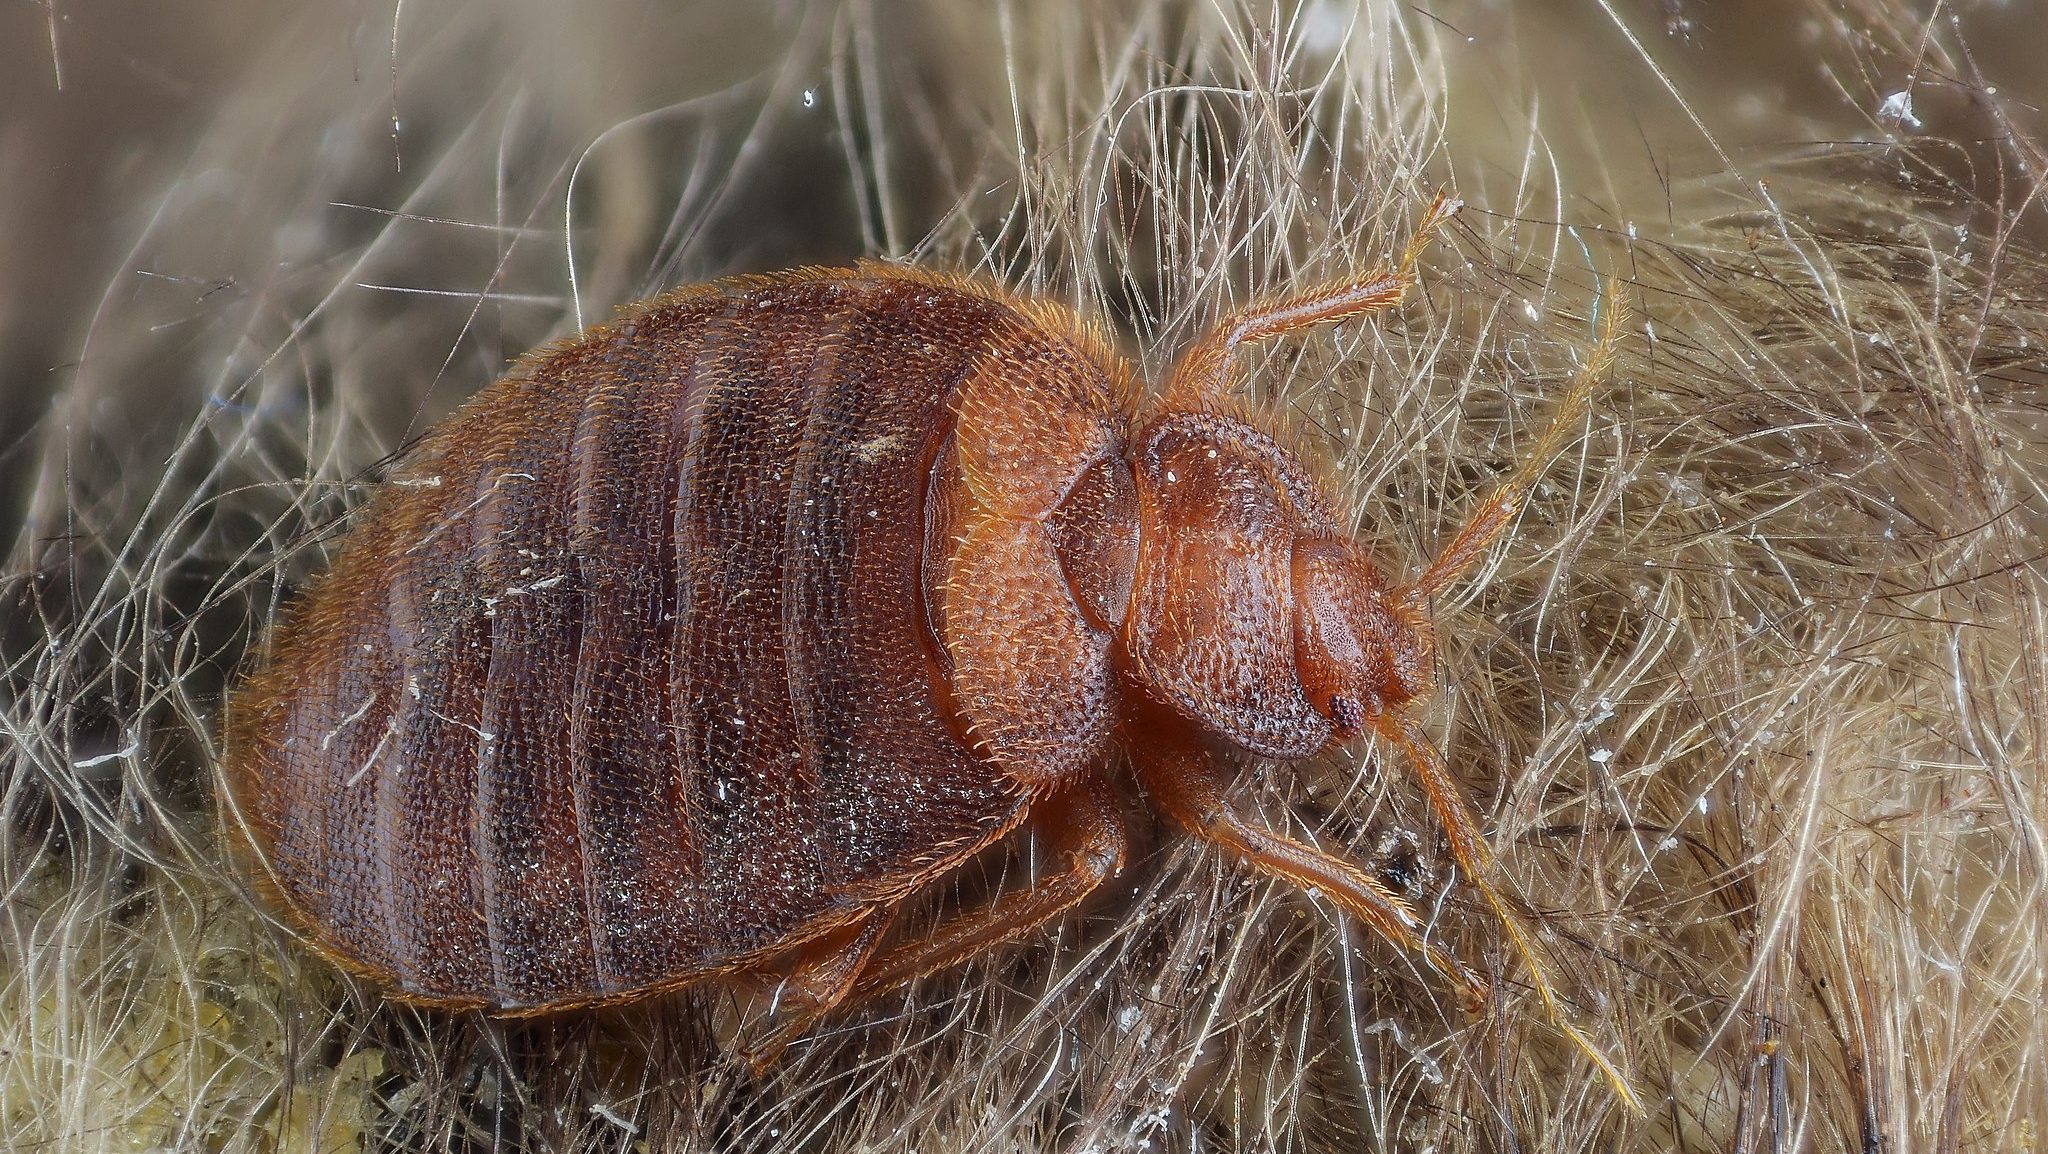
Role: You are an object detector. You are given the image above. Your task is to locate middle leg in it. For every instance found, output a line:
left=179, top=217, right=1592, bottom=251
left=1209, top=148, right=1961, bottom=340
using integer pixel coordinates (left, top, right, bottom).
left=848, top=775, right=1128, bottom=1004
left=739, top=907, right=895, bottom=1070
left=737, top=778, right=1126, bottom=1067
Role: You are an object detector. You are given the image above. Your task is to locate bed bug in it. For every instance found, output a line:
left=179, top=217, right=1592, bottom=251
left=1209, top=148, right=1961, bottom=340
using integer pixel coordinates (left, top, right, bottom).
left=222, top=194, right=1633, bottom=1101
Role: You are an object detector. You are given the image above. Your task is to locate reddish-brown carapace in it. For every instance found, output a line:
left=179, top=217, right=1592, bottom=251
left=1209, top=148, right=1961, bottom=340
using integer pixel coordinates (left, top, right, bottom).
left=222, top=195, right=1635, bottom=1104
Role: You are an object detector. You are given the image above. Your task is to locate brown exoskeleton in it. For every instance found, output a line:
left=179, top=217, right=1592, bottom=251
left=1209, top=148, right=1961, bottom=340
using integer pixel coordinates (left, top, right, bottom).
left=222, top=193, right=1633, bottom=1104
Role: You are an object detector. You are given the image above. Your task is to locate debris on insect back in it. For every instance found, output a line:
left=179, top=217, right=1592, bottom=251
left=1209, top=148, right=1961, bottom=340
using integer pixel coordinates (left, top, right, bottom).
left=16, top=3, right=2044, bottom=1151
left=221, top=197, right=1637, bottom=1107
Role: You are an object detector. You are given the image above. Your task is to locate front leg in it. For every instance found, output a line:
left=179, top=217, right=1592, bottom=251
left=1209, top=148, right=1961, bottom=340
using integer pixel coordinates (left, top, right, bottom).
left=1130, top=734, right=1488, bottom=1008
left=1378, top=712, right=1641, bottom=1110
left=1164, top=192, right=1459, bottom=407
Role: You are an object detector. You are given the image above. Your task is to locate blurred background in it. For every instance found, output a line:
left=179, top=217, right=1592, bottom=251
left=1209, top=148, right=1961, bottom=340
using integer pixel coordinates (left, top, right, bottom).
left=3, top=1, right=2044, bottom=1150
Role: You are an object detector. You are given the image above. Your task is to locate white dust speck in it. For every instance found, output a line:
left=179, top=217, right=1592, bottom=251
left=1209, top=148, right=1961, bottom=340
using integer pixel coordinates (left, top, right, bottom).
left=852, top=431, right=905, bottom=463
left=72, top=738, right=140, bottom=771
left=1877, top=90, right=1922, bottom=130
left=588, top=1101, right=638, bottom=1135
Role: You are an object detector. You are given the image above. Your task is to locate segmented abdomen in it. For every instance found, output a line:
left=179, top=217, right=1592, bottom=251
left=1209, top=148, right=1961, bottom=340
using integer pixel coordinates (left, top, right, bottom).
left=226, top=271, right=1042, bottom=1008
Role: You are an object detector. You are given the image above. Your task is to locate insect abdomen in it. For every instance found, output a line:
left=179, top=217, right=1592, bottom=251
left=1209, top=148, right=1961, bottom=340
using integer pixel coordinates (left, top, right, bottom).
left=227, top=272, right=1052, bottom=1008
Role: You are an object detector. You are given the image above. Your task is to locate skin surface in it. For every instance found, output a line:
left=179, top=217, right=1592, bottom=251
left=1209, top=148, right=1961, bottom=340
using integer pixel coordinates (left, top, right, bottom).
left=226, top=266, right=1105, bottom=1011
left=224, top=200, right=1632, bottom=1095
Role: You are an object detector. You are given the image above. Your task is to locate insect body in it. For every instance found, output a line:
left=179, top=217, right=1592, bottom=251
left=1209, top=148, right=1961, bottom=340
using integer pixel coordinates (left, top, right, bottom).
left=224, top=197, right=1631, bottom=1098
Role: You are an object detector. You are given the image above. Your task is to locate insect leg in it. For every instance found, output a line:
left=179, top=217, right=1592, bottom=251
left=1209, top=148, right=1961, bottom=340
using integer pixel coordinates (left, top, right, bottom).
left=1381, top=711, right=1643, bottom=1112
left=739, top=908, right=895, bottom=1072
left=1130, top=736, right=1488, bottom=1007
left=847, top=776, right=1127, bottom=1004
left=1165, top=192, right=1460, bottom=407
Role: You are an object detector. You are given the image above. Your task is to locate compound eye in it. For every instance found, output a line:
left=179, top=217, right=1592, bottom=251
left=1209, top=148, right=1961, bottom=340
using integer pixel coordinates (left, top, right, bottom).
left=1327, top=693, right=1365, bottom=737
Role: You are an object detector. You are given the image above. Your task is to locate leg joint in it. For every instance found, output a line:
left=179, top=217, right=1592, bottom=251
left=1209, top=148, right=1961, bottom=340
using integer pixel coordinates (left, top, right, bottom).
left=1075, top=838, right=1125, bottom=881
